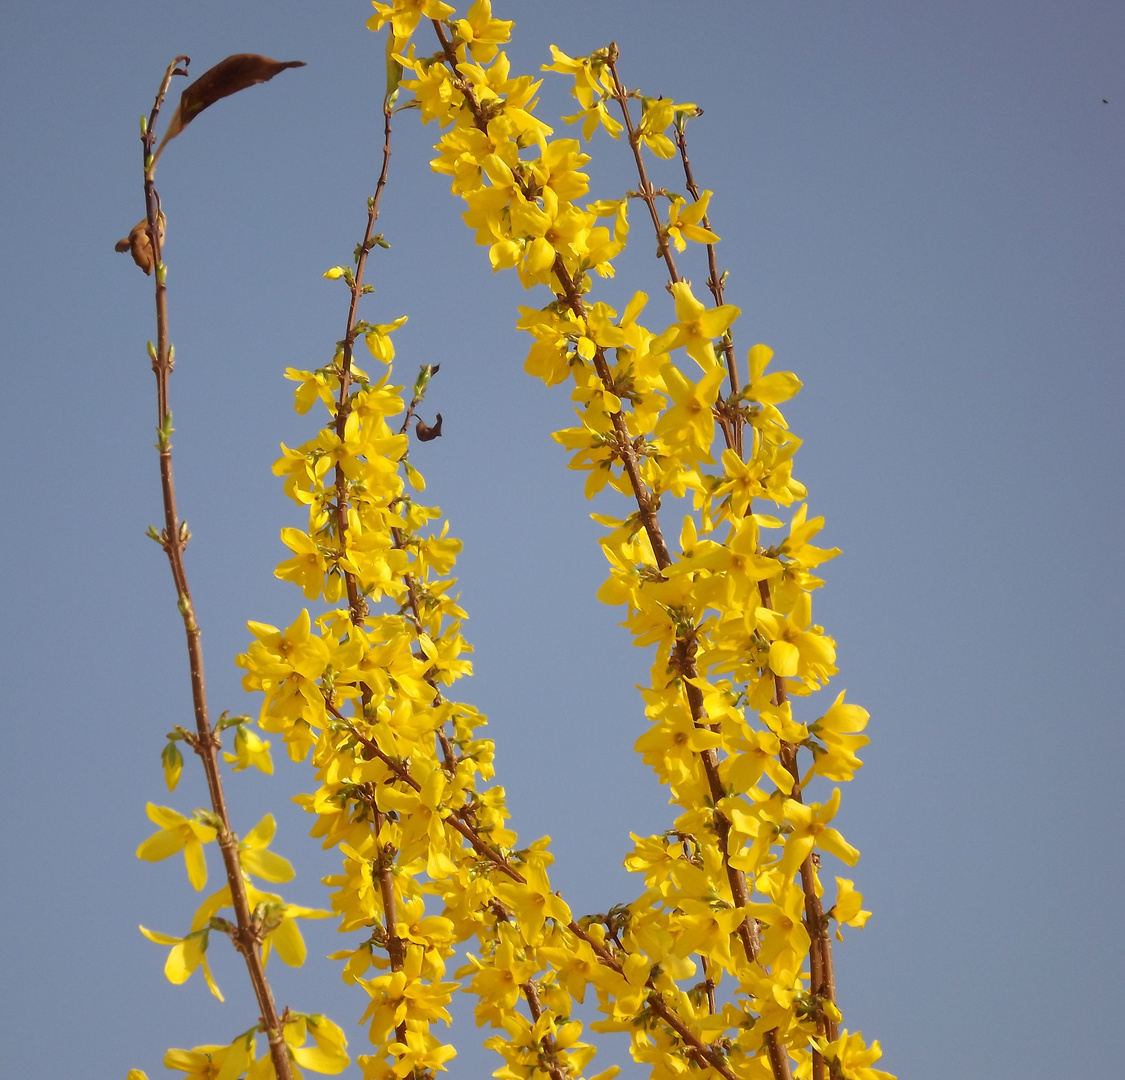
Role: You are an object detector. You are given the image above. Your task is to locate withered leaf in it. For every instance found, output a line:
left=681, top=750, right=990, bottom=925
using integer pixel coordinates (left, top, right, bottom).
left=416, top=414, right=443, bottom=442
left=151, top=54, right=306, bottom=169
left=114, top=212, right=166, bottom=275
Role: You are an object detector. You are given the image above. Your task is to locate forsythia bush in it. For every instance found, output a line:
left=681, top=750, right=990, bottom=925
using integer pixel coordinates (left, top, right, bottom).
left=123, top=4, right=892, bottom=1080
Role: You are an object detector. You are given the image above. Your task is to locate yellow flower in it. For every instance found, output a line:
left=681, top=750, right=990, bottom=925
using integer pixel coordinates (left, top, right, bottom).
left=399, top=49, right=458, bottom=124
left=164, top=1041, right=251, bottom=1080
left=236, top=610, right=332, bottom=730
left=135, top=803, right=216, bottom=891
left=831, top=878, right=872, bottom=939
left=712, top=447, right=766, bottom=521
left=775, top=788, right=860, bottom=879
left=780, top=503, right=839, bottom=569
left=138, top=925, right=224, bottom=1001
left=754, top=590, right=837, bottom=686
left=222, top=723, right=274, bottom=776
left=384, top=1030, right=456, bottom=1078
left=363, top=315, right=408, bottom=363
left=636, top=96, right=678, bottom=159
left=813, top=1030, right=894, bottom=1080
left=745, top=343, right=802, bottom=404
left=452, top=0, right=513, bottom=62
left=563, top=95, right=624, bottom=141
left=256, top=894, right=334, bottom=969
left=538, top=937, right=601, bottom=1004
left=284, top=367, right=339, bottom=415
left=238, top=813, right=294, bottom=883
left=464, top=932, right=538, bottom=1023
left=665, top=191, right=721, bottom=251
left=285, top=1013, right=351, bottom=1075
left=493, top=865, right=571, bottom=942
left=366, top=0, right=455, bottom=52
left=241, top=609, right=331, bottom=682
left=745, top=884, right=811, bottom=970
left=666, top=281, right=740, bottom=367
left=810, top=691, right=870, bottom=781
left=161, top=740, right=183, bottom=792
left=653, top=360, right=726, bottom=459
left=273, top=527, right=326, bottom=599
left=360, top=959, right=457, bottom=1044
left=542, top=46, right=614, bottom=123
left=531, top=138, right=591, bottom=202
left=634, top=698, right=722, bottom=788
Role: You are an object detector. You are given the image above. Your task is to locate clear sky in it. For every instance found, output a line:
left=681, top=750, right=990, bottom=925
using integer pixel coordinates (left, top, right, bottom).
left=1, top=2, right=1123, bottom=1078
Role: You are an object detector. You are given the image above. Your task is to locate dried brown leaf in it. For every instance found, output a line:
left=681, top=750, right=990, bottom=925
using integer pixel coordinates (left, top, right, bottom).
left=415, top=414, right=444, bottom=442
left=151, top=54, right=306, bottom=169
left=114, top=213, right=166, bottom=275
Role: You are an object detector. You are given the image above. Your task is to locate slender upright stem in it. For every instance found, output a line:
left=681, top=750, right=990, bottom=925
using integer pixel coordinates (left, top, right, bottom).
left=139, top=58, right=293, bottom=1080
left=758, top=580, right=839, bottom=1068
left=604, top=46, right=681, bottom=284
left=521, top=982, right=571, bottom=1080
left=320, top=100, right=418, bottom=1046
left=672, top=121, right=743, bottom=439
left=332, top=105, right=395, bottom=624
left=607, top=49, right=744, bottom=456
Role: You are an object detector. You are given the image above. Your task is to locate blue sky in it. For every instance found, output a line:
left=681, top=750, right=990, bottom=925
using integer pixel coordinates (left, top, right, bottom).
left=1, top=2, right=1123, bottom=1078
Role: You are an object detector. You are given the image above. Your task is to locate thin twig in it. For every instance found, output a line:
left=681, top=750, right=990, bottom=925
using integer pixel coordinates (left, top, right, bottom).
left=333, top=103, right=395, bottom=624
left=320, top=98, right=417, bottom=1044
left=607, top=47, right=743, bottom=456
left=758, top=579, right=839, bottom=1065
left=521, top=981, right=571, bottom=1080
left=604, top=45, right=681, bottom=283
left=139, top=57, right=293, bottom=1080
left=672, top=120, right=742, bottom=450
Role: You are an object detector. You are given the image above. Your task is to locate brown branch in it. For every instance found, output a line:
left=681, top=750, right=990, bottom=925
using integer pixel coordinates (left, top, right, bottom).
left=699, top=955, right=717, bottom=1014
left=602, top=52, right=840, bottom=1072
left=373, top=808, right=408, bottom=1044
left=646, top=994, right=741, bottom=1080
left=672, top=119, right=742, bottom=447
left=333, top=700, right=746, bottom=1080
left=315, top=98, right=421, bottom=1049
left=764, top=1029, right=795, bottom=1080
left=757, top=579, right=839, bottom=1065
left=607, top=46, right=743, bottom=457
left=604, top=45, right=681, bottom=284
left=333, top=102, right=395, bottom=627
left=555, top=256, right=759, bottom=960
left=138, top=58, right=293, bottom=1080
left=521, top=981, right=571, bottom=1080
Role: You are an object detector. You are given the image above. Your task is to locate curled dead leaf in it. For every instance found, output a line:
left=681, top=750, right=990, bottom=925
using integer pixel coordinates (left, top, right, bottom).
left=416, top=414, right=443, bottom=442
left=115, top=213, right=166, bottom=275
left=150, top=54, right=306, bottom=171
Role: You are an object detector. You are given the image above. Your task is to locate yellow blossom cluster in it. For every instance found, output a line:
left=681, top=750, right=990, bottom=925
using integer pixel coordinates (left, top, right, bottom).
left=128, top=1013, right=349, bottom=1080
left=234, top=311, right=627, bottom=1079
left=343, top=3, right=897, bottom=1080
left=137, top=721, right=346, bottom=1077
left=133, top=5, right=893, bottom=1080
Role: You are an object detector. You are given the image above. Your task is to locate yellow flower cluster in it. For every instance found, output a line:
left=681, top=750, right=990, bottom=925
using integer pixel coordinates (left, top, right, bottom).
left=347, top=3, right=894, bottom=1079
left=128, top=1013, right=350, bottom=1080
left=137, top=698, right=345, bottom=1077
left=135, top=795, right=345, bottom=1075
left=133, top=5, right=890, bottom=1080
left=237, top=320, right=620, bottom=1078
